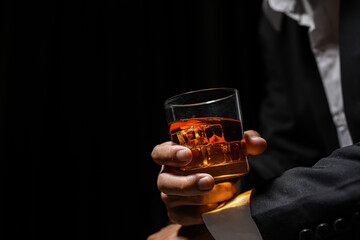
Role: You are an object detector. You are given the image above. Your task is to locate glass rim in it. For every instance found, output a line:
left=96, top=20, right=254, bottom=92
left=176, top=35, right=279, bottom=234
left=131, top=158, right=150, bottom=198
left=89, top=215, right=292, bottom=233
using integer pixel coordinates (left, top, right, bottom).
left=164, top=87, right=239, bottom=108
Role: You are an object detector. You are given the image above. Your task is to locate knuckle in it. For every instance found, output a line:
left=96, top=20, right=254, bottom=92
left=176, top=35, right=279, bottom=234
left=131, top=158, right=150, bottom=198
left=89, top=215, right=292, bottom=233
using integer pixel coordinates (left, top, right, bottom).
left=178, top=180, right=188, bottom=194
left=151, top=144, right=160, bottom=160
left=160, top=192, right=169, bottom=203
left=151, top=142, right=179, bottom=165
left=167, top=209, right=182, bottom=225
left=157, top=175, right=166, bottom=192
left=178, top=175, right=196, bottom=194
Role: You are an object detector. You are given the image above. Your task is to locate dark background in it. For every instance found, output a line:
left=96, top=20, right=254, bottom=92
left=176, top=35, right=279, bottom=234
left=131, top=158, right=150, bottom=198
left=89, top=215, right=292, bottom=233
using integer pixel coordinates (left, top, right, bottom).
left=1, top=0, right=263, bottom=239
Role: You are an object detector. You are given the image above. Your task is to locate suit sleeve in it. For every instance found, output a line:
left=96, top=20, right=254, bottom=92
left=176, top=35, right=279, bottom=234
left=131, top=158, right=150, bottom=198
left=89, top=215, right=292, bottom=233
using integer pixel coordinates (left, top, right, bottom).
left=250, top=142, right=360, bottom=240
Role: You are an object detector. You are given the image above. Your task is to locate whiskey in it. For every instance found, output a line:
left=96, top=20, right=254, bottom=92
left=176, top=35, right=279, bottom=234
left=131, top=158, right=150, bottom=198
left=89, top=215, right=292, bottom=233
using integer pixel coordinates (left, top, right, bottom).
left=169, top=117, right=249, bottom=181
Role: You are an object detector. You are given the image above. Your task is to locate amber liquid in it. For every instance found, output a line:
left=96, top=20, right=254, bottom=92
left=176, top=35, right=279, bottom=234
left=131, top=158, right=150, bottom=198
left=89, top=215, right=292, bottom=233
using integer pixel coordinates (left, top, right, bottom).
left=169, top=117, right=249, bottom=182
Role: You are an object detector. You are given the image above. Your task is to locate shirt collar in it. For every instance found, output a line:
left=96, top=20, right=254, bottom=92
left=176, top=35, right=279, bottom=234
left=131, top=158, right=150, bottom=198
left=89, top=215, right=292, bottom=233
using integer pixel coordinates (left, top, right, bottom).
left=263, top=0, right=314, bottom=32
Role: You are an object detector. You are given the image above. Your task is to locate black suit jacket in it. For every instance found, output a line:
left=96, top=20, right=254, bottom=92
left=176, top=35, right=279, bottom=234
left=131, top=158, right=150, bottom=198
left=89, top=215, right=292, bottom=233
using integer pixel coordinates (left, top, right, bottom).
left=247, top=1, right=360, bottom=239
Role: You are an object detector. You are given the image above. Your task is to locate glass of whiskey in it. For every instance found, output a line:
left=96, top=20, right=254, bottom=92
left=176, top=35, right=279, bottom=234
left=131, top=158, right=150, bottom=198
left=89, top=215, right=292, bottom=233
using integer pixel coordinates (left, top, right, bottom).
left=164, top=88, right=249, bottom=182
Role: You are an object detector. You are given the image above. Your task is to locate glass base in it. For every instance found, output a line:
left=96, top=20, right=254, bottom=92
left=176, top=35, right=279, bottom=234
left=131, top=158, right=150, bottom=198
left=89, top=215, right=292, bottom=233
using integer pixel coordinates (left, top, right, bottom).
left=213, top=173, right=245, bottom=182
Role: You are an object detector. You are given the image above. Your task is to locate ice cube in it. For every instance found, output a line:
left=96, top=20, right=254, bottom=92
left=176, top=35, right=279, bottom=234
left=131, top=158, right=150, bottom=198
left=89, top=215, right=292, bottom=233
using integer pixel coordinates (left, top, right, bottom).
left=171, top=132, right=180, bottom=144
left=172, top=125, right=208, bottom=147
left=206, top=142, right=231, bottom=165
left=229, top=140, right=247, bottom=161
left=180, top=146, right=207, bottom=170
left=204, top=124, right=226, bottom=144
left=171, top=130, right=188, bottom=146
left=229, top=141, right=240, bottom=161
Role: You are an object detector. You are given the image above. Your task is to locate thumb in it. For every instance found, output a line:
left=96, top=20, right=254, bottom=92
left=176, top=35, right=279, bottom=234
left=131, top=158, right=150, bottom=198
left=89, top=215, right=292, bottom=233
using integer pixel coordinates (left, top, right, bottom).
left=244, top=130, right=267, bottom=155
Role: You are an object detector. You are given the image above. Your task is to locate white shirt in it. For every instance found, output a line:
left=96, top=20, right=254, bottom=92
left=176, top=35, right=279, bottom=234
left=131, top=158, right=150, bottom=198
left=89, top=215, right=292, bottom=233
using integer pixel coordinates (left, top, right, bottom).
left=203, top=1, right=353, bottom=239
left=264, top=0, right=353, bottom=148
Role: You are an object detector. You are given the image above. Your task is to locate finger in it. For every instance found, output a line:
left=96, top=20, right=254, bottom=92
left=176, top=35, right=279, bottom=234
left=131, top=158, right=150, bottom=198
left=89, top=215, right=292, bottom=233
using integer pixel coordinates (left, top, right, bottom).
left=151, top=141, right=192, bottom=167
left=158, top=173, right=215, bottom=196
left=168, top=203, right=218, bottom=226
left=161, top=182, right=238, bottom=208
left=147, top=224, right=182, bottom=240
left=244, top=130, right=267, bottom=155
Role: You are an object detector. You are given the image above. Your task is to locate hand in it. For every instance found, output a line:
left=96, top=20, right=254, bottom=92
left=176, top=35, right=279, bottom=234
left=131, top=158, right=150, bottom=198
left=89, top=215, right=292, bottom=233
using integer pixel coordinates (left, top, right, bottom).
left=151, top=130, right=267, bottom=226
left=147, top=224, right=215, bottom=240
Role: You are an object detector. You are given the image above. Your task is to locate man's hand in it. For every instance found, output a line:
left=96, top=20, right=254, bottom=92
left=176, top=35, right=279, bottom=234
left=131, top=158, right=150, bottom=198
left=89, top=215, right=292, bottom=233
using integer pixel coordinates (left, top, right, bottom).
left=147, top=224, right=215, bottom=240
left=151, top=130, right=267, bottom=226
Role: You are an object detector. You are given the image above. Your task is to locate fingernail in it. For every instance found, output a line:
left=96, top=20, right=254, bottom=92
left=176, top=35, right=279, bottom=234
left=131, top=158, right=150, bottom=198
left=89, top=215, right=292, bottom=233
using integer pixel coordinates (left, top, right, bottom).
left=197, top=176, right=214, bottom=191
left=176, top=148, right=191, bottom=162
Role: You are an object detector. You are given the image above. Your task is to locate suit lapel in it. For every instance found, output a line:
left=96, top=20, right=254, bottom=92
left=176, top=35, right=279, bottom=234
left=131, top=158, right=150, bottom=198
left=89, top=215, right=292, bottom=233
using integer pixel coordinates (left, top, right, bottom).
left=339, top=0, right=360, bottom=143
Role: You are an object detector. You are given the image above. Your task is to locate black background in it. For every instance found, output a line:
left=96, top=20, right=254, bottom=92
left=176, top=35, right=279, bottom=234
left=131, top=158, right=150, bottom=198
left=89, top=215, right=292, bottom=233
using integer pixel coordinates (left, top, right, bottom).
left=1, top=0, right=263, bottom=239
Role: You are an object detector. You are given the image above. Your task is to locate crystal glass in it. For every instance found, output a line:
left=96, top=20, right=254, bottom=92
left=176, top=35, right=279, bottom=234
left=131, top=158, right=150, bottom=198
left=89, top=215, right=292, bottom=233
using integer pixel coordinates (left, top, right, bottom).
left=164, top=88, right=249, bottom=182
